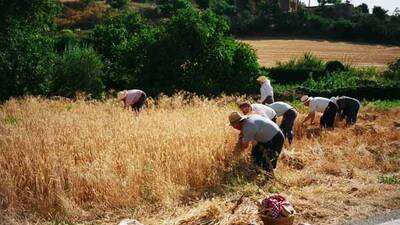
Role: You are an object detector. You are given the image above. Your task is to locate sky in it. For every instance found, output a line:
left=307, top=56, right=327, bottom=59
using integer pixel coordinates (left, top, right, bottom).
left=300, top=0, right=400, bottom=14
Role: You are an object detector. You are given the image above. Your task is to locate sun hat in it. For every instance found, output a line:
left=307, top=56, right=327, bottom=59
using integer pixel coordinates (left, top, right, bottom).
left=256, top=76, right=268, bottom=83
left=229, top=112, right=246, bottom=126
left=117, top=90, right=128, bottom=101
left=300, top=95, right=311, bottom=103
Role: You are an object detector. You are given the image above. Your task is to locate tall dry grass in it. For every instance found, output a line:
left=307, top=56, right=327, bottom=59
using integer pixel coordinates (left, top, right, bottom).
left=0, top=94, right=399, bottom=224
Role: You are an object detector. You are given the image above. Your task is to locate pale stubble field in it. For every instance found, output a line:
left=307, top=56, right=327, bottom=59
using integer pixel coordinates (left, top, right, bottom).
left=240, top=38, right=400, bottom=68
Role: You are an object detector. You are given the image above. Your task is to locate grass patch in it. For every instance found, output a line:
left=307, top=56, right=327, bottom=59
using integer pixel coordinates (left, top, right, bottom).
left=367, top=100, right=400, bottom=110
left=3, top=116, right=18, bottom=125
left=379, top=175, right=400, bottom=185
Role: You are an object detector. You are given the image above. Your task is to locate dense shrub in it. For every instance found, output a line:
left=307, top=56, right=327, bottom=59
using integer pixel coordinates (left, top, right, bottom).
left=106, top=0, right=129, bottom=9
left=157, top=0, right=193, bottom=17
left=297, top=83, right=400, bottom=100
left=384, top=57, right=400, bottom=81
left=90, top=8, right=259, bottom=96
left=53, top=45, right=104, bottom=98
left=0, top=0, right=60, bottom=33
left=268, top=53, right=326, bottom=84
left=55, top=29, right=80, bottom=52
left=0, top=30, right=56, bottom=101
left=325, top=60, right=345, bottom=73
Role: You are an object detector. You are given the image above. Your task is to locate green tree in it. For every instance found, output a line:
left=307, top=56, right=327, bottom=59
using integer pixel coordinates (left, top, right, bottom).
left=0, top=29, right=56, bottom=101
left=355, top=3, right=369, bottom=14
left=0, top=0, right=60, bottom=33
left=53, top=45, right=105, bottom=98
left=372, top=6, right=387, bottom=20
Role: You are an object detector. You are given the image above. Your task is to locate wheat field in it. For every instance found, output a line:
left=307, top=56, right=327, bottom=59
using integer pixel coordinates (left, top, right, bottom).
left=0, top=94, right=399, bottom=225
left=240, top=38, right=400, bottom=68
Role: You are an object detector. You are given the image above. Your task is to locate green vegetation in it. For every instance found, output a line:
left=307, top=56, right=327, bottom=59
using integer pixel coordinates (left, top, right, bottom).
left=367, top=100, right=400, bottom=110
left=3, top=116, right=18, bottom=125
left=0, top=0, right=399, bottom=102
left=379, top=175, right=400, bottom=185
left=53, top=45, right=105, bottom=98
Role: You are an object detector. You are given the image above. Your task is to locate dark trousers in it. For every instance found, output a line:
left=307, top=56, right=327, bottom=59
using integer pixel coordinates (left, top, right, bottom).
left=131, top=93, right=147, bottom=112
left=341, top=104, right=360, bottom=125
left=320, top=102, right=338, bottom=128
left=251, top=132, right=284, bottom=171
left=280, top=108, right=297, bottom=144
left=262, top=96, right=274, bottom=104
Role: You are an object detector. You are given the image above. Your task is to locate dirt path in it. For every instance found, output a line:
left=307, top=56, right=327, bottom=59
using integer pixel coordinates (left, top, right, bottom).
left=240, top=38, right=400, bottom=68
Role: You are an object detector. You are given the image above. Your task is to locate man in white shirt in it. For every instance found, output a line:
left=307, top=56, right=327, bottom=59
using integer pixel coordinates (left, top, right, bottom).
left=239, top=102, right=277, bottom=122
left=257, top=76, right=274, bottom=104
left=117, top=89, right=147, bottom=112
left=268, top=101, right=297, bottom=145
left=301, top=95, right=338, bottom=129
left=229, top=112, right=284, bottom=172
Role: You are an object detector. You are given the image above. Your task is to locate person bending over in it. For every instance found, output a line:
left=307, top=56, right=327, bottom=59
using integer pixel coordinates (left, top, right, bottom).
left=301, top=95, right=338, bottom=129
left=229, top=112, right=284, bottom=172
left=117, top=89, right=147, bottom=112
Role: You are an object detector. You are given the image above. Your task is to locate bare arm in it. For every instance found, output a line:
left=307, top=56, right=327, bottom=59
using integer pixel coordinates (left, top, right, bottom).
left=238, top=137, right=250, bottom=150
left=302, top=111, right=315, bottom=125
left=121, top=100, right=128, bottom=109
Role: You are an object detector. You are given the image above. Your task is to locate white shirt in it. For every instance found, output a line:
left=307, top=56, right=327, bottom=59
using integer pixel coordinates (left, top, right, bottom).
left=242, top=115, right=281, bottom=143
left=269, top=101, right=294, bottom=117
left=260, top=80, right=273, bottom=103
left=251, top=103, right=276, bottom=120
left=309, top=97, right=331, bottom=113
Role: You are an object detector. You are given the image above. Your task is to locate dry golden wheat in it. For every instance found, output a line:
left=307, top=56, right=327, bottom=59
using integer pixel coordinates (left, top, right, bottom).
left=0, top=94, right=399, bottom=225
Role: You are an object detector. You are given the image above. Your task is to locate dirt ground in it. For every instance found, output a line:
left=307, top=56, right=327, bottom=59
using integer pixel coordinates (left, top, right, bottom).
left=240, top=38, right=400, bottom=68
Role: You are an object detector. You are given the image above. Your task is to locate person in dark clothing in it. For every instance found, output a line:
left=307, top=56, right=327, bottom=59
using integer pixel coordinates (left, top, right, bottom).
left=331, top=96, right=361, bottom=125
left=268, top=102, right=298, bottom=145
left=301, top=95, right=338, bottom=129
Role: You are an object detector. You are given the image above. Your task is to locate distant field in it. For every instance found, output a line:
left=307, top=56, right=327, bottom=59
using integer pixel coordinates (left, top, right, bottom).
left=240, top=38, right=400, bottom=68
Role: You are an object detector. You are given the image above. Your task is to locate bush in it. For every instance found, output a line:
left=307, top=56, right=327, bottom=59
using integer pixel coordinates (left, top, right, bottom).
left=0, top=29, right=56, bottom=101
left=331, top=19, right=354, bottom=38
left=297, top=83, right=400, bottom=100
left=106, top=0, right=129, bottom=9
left=157, top=0, right=193, bottom=17
left=55, top=29, right=79, bottom=52
left=268, top=53, right=326, bottom=84
left=90, top=8, right=259, bottom=96
left=384, top=57, right=400, bottom=81
left=299, top=67, right=400, bottom=100
left=325, top=60, right=345, bottom=73
left=53, top=45, right=104, bottom=98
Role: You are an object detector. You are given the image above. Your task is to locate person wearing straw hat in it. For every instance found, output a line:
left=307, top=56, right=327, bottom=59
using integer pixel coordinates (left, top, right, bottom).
left=300, top=95, right=338, bottom=129
left=257, top=76, right=274, bottom=104
left=331, top=96, right=361, bottom=125
left=229, top=112, right=284, bottom=172
left=239, top=102, right=277, bottom=122
left=117, top=89, right=147, bottom=112
left=268, top=101, right=298, bottom=145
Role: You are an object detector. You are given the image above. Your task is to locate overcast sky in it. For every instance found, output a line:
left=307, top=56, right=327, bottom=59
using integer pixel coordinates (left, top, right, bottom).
left=300, top=0, right=399, bottom=14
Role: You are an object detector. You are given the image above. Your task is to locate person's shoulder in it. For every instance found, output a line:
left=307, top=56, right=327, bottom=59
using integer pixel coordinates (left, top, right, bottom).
left=315, top=97, right=330, bottom=102
left=251, top=103, right=265, bottom=108
left=275, top=101, right=290, bottom=106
